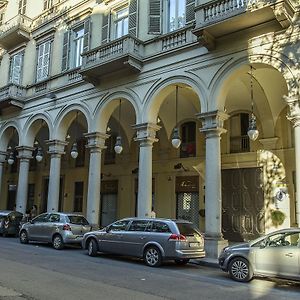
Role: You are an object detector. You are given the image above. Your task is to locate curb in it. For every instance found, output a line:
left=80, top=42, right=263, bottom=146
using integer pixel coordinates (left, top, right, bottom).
left=191, top=259, right=219, bottom=268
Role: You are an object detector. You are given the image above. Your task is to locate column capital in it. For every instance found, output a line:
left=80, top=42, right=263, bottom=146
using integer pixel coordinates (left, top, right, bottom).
left=84, top=131, right=109, bottom=152
left=46, top=139, right=68, bottom=155
left=15, top=146, right=35, bottom=159
left=132, top=122, right=161, bottom=146
left=284, top=94, right=300, bottom=127
left=197, top=110, right=228, bottom=136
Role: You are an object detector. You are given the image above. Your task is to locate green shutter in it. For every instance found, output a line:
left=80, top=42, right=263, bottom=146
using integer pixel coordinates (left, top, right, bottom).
left=83, top=18, right=91, bottom=53
left=186, top=0, right=195, bottom=24
left=129, top=0, right=138, bottom=36
left=148, top=0, right=161, bottom=35
left=62, top=31, right=70, bottom=72
left=101, top=11, right=110, bottom=44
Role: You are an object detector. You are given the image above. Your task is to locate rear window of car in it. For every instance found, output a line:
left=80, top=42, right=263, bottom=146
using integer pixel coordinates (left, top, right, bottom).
left=176, top=223, right=201, bottom=236
left=67, top=215, right=89, bottom=225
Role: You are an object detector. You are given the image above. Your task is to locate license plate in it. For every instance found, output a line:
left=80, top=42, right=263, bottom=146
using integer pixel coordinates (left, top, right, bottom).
left=189, top=242, right=199, bottom=247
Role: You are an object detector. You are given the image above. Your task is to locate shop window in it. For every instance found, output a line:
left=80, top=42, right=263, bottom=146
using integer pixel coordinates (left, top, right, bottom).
left=230, top=113, right=250, bottom=153
left=73, top=181, right=83, bottom=212
left=180, top=122, right=196, bottom=158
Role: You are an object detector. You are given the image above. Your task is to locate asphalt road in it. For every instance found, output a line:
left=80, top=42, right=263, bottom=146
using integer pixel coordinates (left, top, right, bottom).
left=0, top=237, right=299, bottom=300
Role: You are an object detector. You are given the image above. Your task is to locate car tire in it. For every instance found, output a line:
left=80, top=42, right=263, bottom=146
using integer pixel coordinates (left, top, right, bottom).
left=144, top=246, right=162, bottom=267
left=52, top=235, right=64, bottom=250
left=87, top=239, right=98, bottom=257
left=229, top=257, right=253, bottom=282
left=174, top=259, right=190, bottom=265
left=19, top=230, right=29, bottom=244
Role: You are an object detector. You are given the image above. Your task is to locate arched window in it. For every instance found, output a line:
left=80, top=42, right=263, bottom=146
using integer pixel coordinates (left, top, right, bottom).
left=180, top=121, right=196, bottom=158
left=230, top=113, right=250, bottom=153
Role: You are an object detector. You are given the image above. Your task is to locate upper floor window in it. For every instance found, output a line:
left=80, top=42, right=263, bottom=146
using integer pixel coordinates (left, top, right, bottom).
left=9, top=51, right=24, bottom=85
left=148, top=0, right=195, bottom=34
left=18, top=0, right=27, bottom=15
left=73, top=26, right=84, bottom=68
left=0, top=11, right=3, bottom=26
left=230, top=113, right=250, bottom=153
left=180, top=121, right=196, bottom=158
left=113, top=7, right=129, bottom=39
left=44, top=0, right=53, bottom=10
left=36, top=40, right=51, bottom=82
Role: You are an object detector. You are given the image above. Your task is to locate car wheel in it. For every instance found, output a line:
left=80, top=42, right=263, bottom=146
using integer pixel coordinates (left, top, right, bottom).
left=144, top=246, right=162, bottom=267
left=87, top=239, right=98, bottom=257
left=52, top=235, right=64, bottom=250
left=174, top=259, right=190, bottom=265
left=229, top=257, right=253, bottom=282
left=19, top=230, right=29, bottom=244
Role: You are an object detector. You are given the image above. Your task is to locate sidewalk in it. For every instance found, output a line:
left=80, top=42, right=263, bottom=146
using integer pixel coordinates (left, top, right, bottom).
left=191, top=258, right=219, bottom=268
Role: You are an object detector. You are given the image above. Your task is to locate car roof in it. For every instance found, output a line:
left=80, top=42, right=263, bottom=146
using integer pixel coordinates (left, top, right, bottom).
left=119, top=217, right=192, bottom=223
left=0, top=210, right=23, bottom=216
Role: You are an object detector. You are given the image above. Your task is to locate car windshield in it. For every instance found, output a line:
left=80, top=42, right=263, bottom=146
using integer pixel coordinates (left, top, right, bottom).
left=67, top=215, right=89, bottom=225
left=176, top=222, right=201, bottom=236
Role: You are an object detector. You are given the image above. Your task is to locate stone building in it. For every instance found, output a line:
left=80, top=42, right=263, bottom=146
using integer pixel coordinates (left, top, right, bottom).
left=0, top=0, right=299, bottom=257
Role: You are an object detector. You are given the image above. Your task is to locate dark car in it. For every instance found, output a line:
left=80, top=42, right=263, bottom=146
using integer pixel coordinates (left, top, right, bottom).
left=218, top=228, right=300, bottom=282
left=82, top=217, right=205, bottom=267
left=0, top=210, right=23, bottom=237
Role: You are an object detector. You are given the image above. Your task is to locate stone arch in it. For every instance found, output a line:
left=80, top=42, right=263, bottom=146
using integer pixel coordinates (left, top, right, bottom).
left=94, top=90, right=140, bottom=133
left=22, top=113, right=53, bottom=146
left=143, top=75, right=207, bottom=124
left=0, top=121, right=20, bottom=151
left=53, top=104, right=91, bottom=140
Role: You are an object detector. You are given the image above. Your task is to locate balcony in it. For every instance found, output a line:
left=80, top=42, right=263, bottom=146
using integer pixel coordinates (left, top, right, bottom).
left=193, top=0, right=296, bottom=49
left=0, top=84, right=26, bottom=112
left=0, top=14, right=32, bottom=50
left=230, top=135, right=250, bottom=153
left=80, top=35, right=144, bottom=85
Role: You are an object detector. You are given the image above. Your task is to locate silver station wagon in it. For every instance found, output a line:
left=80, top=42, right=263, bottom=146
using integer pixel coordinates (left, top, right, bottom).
left=82, top=218, right=205, bottom=267
left=19, top=212, right=92, bottom=250
left=219, top=228, right=300, bottom=282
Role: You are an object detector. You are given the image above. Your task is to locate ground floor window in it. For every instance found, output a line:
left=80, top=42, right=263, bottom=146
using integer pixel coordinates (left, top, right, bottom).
left=73, top=181, right=83, bottom=212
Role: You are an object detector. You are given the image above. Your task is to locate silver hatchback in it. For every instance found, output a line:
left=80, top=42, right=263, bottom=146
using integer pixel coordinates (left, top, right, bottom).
left=82, top=218, right=205, bottom=267
left=19, top=212, right=92, bottom=250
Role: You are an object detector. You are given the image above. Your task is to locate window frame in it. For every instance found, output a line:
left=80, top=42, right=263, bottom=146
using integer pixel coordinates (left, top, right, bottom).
left=36, top=39, right=52, bottom=83
left=9, top=51, right=24, bottom=85
left=164, top=0, right=186, bottom=33
left=71, top=25, right=84, bottom=68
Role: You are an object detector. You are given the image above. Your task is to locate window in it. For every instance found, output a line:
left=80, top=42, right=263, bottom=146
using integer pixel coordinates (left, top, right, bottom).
left=128, top=220, right=150, bottom=231
left=36, top=41, right=51, bottom=82
left=33, top=213, right=48, bottom=223
left=48, top=214, right=60, bottom=222
left=230, top=113, right=250, bottom=153
left=72, top=26, right=84, bottom=68
left=75, top=138, right=86, bottom=167
left=73, top=182, right=83, bottom=212
left=109, top=220, right=130, bottom=231
left=180, top=122, right=196, bottom=158
left=0, top=12, right=4, bottom=26
left=9, top=52, right=24, bottom=85
left=67, top=215, right=89, bottom=225
left=113, top=7, right=128, bottom=39
left=104, top=134, right=116, bottom=165
left=44, top=0, right=53, bottom=10
left=18, top=0, right=27, bottom=15
left=147, top=221, right=171, bottom=233
left=167, top=0, right=185, bottom=32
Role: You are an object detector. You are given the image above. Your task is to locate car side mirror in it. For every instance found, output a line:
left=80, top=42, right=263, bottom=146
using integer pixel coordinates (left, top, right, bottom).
left=259, top=240, right=267, bottom=248
left=105, top=226, right=111, bottom=233
left=30, top=219, right=34, bottom=224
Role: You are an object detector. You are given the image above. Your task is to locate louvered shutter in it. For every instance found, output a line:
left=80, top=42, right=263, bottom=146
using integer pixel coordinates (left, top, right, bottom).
left=36, top=41, right=51, bottom=82
left=186, top=0, right=195, bottom=24
left=83, top=18, right=91, bottom=53
left=101, top=11, right=110, bottom=44
left=128, top=0, right=138, bottom=36
left=148, top=0, right=161, bottom=34
left=61, top=30, right=70, bottom=71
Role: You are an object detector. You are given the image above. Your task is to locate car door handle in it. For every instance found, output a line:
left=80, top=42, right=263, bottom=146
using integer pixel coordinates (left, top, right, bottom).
left=140, top=237, right=146, bottom=240
left=285, top=253, right=293, bottom=257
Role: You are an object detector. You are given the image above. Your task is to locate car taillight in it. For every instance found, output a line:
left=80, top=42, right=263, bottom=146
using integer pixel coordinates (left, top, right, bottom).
left=168, top=234, right=186, bottom=241
left=63, top=224, right=71, bottom=231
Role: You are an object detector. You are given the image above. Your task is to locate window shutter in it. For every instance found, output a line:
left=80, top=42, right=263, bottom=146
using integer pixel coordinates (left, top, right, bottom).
left=128, top=0, right=138, bottom=37
left=186, top=0, right=195, bottom=24
left=19, top=51, right=24, bottom=84
left=62, top=31, right=70, bottom=72
left=148, top=0, right=161, bottom=34
left=9, top=52, right=23, bottom=84
left=83, top=18, right=91, bottom=53
left=101, top=11, right=110, bottom=44
left=36, top=41, right=51, bottom=82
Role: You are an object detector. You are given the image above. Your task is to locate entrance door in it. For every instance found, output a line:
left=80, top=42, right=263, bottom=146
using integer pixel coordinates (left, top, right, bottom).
left=100, top=194, right=117, bottom=227
left=222, top=168, right=265, bottom=242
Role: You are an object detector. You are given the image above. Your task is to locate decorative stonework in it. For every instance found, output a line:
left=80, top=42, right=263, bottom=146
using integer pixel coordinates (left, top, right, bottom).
left=84, top=132, right=109, bottom=152
left=197, top=110, right=228, bottom=136
left=46, top=140, right=68, bottom=155
left=284, top=95, right=300, bottom=127
left=133, top=123, right=161, bottom=146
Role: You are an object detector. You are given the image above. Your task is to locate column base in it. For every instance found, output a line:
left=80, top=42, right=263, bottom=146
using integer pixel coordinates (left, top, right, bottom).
left=204, top=237, right=228, bottom=259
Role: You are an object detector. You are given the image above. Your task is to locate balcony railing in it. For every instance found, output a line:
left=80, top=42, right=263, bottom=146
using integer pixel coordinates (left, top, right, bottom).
left=230, top=135, right=250, bottom=153
left=80, top=35, right=144, bottom=83
left=0, top=83, right=26, bottom=110
left=0, top=14, right=32, bottom=49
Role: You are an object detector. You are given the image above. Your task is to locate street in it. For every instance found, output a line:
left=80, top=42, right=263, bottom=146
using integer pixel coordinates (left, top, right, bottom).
left=0, top=237, right=299, bottom=300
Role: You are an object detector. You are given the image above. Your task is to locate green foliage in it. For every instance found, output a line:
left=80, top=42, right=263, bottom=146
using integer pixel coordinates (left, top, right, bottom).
left=270, top=209, right=286, bottom=226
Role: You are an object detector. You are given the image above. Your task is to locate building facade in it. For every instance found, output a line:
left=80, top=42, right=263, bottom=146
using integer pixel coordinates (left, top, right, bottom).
left=0, top=0, right=299, bottom=258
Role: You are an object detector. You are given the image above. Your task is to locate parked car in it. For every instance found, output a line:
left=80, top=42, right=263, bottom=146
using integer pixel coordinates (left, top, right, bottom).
left=82, top=217, right=205, bottom=267
left=218, top=227, right=300, bottom=282
left=0, top=210, right=23, bottom=237
left=19, top=212, right=92, bottom=250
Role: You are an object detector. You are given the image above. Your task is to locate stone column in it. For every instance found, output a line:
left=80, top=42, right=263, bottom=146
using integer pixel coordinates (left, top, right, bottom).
left=197, top=110, right=229, bottom=258
left=285, top=95, right=300, bottom=226
left=133, top=123, right=160, bottom=218
left=15, top=146, right=34, bottom=213
left=85, top=132, right=108, bottom=225
left=0, top=151, right=7, bottom=206
left=46, top=140, right=67, bottom=212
